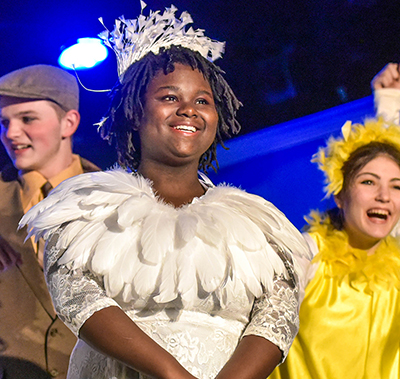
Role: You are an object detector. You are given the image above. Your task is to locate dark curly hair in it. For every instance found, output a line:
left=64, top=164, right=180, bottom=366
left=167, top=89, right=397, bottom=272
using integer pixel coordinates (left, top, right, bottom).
left=98, top=45, right=242, bottom=172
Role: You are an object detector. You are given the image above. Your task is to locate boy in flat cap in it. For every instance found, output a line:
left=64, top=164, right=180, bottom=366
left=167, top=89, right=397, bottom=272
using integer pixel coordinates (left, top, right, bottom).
left=0, top=64, right=100, bottom=378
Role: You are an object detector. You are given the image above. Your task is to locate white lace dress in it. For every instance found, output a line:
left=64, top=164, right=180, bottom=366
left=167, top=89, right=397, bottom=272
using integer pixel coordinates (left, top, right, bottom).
left=21, top=170, right=311, bottom=379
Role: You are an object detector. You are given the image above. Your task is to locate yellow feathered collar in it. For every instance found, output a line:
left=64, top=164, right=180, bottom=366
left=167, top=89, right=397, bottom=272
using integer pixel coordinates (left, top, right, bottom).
left=306, top=211, right=400, bottom=292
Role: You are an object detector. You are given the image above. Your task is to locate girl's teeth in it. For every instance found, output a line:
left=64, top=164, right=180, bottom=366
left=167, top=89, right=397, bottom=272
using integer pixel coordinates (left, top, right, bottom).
left=367, top=210, right=389, bottom=219
left=174, top=126, right=196, bottom=132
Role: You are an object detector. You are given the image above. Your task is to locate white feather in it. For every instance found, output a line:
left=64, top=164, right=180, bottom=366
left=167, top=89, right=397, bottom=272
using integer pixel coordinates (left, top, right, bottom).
left=117, top=225, right=142, bottom=284
left=132, top=261, right=161, bottom=301
left=91, top=229, right=125, bottom=275
left=140, top=209, right=176, bottom=264
left=24, top=224, right=58, bottom=243
left=222, top=193, right=279, bottom=232
left=227, top=244, right=263, bottom=298
left=176, top=212, right=198, bottom=244
left=121, top=283, right=135, bottom=303
left=117, top=196, right=153, bottom=228
left=176, top=241, right=198, bottom=306
left=91, top=169, right=154, bottom=196
left=216, top=276, right=248, bottom=309
left=211, top=206, right=265, bottom=251
left=214, top=187, right=312, bottom=268
left=192, top=238, right=228, bottom=293
left=58, top=221, right=107, bottom=267
left=56, top=220, right=88, bottom=249
left=24, top=196, right=116, bottom=237
left=191, top=207, right=223, bottom=247
left=93, top=226, right=143, bottom=297
left=207, top=186, right=311, bottom=260
left=248, top=246, right=280, bottom=293
left=104, top=272, right=124, bottom=298
left=79, top=191, right=131, bottom=207
left=20, top=169, right=311, bottom=307
left=153, top=252, right=178, bottom=303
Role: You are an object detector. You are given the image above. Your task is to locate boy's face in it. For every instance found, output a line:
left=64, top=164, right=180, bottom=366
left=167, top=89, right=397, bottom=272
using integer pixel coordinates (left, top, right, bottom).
left=0, top=98, right=66, bottom=175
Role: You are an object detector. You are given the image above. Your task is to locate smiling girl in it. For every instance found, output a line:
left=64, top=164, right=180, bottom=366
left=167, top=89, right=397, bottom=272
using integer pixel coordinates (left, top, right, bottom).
left=272, top=119, right=400, bottom=379
left=20, top=4, right=310, bottom=379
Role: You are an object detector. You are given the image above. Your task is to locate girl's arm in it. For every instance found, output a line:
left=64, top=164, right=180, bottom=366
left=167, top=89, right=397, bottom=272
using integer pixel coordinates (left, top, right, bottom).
left=215, top=335, right=281, bottom=379
left=44, top=228, right=196, bottom=379
left=79, top=306, right=196, bottom=379
left=216, top=249, right=299, bottom=379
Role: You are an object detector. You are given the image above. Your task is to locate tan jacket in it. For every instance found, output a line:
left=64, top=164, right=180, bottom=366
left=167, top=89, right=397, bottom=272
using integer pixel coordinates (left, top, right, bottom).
left=0, top=157, right=100, bottom=378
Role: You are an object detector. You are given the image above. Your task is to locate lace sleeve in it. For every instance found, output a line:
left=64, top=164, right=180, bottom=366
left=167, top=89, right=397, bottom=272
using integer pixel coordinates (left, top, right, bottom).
left=242, top=244, right=299, bottom=361
left=44, top=227, right=120, bottom=336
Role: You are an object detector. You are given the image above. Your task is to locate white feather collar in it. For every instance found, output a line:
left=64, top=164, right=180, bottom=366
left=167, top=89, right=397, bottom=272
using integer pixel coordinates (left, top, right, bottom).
left=21, top=169, right=310, bottom=304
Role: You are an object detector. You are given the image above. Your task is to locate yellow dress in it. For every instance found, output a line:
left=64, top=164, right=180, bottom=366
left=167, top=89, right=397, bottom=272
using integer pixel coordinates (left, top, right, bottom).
left=271, top=213, right=400, bottom=379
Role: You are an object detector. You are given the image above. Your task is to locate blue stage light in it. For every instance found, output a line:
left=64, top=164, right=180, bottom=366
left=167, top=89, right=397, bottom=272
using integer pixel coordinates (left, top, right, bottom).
left=58, top=38, right=108, bottom=70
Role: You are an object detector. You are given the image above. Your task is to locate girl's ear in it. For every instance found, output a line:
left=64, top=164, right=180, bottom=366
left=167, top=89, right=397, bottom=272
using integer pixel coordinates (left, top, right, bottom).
left=334, top=194, right=343, bottom=209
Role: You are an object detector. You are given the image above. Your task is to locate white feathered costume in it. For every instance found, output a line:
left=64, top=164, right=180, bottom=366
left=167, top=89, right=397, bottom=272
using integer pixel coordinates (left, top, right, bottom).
left=20, top=169, right=311, bottom=379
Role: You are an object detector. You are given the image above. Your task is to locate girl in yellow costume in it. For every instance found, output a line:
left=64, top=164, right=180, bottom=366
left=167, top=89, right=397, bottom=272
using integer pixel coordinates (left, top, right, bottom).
left=271, top=118, right=400, bottom=379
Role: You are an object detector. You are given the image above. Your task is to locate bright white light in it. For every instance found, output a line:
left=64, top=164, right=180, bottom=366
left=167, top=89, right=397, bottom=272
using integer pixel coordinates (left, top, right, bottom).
left=58, top=38, right=108, bottom=70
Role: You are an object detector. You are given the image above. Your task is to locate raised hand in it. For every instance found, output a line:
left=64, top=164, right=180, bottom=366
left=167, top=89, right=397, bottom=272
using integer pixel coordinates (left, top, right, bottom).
left=371, top=63, right=400, bottom=90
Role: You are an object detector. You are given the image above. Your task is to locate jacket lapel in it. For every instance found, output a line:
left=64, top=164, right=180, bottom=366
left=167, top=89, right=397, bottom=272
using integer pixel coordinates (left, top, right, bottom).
left=0, top=177, right=56, bottom=319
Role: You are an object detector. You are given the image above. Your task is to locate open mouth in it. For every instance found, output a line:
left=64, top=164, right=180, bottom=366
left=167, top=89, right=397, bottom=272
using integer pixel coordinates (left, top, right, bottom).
left=13, top=144, right=31, bottom=150
left=172, top=125, right=197, bottom=133
left=367, top=209, right=389, bottom=220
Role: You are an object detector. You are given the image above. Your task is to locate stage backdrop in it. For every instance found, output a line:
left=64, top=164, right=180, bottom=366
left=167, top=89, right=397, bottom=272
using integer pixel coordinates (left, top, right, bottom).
left=208, top=95, right=375, bottom=229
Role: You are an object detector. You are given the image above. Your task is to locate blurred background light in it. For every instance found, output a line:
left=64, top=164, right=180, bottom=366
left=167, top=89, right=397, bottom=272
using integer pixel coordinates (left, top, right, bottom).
left=2, top=0, right=400, bottom=226
left=58, top=38, right=108, bottom=70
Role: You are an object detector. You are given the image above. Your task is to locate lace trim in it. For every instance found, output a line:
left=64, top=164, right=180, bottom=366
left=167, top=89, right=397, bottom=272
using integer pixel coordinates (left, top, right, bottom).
left=243, top=247, right=299, bottom=360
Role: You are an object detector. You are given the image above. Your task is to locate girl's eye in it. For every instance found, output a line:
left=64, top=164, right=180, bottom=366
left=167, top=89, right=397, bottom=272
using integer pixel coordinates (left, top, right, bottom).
left=163, top=95, right=177, bottom=102
left=361, top=179, right=374, bottom=185
left=196, top=98, right=208, bottom=105
left=393, top=184, right=400, bottom=191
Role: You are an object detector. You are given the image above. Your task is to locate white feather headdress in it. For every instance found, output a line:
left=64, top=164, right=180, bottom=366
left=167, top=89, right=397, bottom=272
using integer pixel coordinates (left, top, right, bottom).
left=98, top=1, right=225, bottom=79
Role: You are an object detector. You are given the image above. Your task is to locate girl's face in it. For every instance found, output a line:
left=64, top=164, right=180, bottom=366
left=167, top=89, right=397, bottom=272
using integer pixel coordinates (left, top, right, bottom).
left=138, top=63, right=218, bottom=169
left=336, top=154, right=400, bottom=251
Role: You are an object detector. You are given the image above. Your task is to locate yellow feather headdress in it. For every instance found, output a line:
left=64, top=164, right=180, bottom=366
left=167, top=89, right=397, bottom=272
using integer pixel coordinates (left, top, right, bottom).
left=312, top=118, right=400, bottom=196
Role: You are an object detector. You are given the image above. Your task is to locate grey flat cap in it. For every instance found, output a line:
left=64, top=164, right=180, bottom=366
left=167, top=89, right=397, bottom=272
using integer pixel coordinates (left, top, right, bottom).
left=0, top=64, right=79, bottom=111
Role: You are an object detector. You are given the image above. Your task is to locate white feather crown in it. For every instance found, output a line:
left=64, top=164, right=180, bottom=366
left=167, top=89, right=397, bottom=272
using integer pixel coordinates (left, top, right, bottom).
left=98, top=2, right=225, bottom=80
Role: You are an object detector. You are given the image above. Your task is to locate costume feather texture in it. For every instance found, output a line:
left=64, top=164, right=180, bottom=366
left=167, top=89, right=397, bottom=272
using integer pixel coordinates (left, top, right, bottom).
left=98, top=3, right=225, bottom=79
left=20, top=169, right=311, bottom=304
